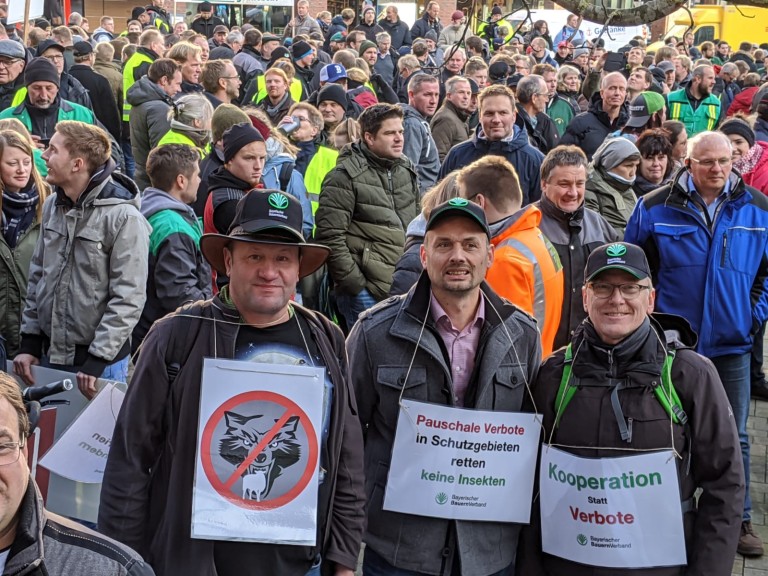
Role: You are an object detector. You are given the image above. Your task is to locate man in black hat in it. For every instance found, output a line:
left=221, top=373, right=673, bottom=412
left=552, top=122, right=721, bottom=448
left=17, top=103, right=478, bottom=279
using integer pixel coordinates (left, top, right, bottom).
left=316, top=83, right=347, bottom=139
left=291, top=40, right=315, bottom=100
left=32, top=38, right=92, bottom=110
left=0, top=39, right=27, bottom=110
left=68, top=41, right=121, bottom=142
left=100, top=190, right=365, bottom=576
left=518, top=241, right=744, bottom=576
left=191, top=1, right=225, bottom=39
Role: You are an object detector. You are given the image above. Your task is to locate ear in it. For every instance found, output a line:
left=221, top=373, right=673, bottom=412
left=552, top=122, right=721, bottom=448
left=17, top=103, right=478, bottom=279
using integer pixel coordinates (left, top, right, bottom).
left=223, top=245, right=234, bottom=276
left=175, top=172, right=186, bottom=190
left=419, top=241, right=428, bottom=269
left=72, top=157, right=85, bottom=173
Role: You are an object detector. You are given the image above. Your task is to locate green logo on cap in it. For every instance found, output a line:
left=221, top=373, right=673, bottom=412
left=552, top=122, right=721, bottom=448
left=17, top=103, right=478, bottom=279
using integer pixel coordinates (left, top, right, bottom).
left=448, top=198, right=469, bottom=207
left=606, top=244, right=627, bottom=257
left=268, top=192, right=289, bottom=210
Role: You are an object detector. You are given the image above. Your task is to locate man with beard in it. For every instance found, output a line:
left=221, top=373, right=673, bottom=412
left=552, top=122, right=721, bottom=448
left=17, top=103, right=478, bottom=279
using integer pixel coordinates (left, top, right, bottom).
left=317, top=83, right=347, bottom=138
left=666, top=64, right=720, bottom=136
left=201, top=59, right=241, bottom=108
left=20, top=39, right=92, bottom=110
left=401, top=73, right=440, bottom=194
left=380, top=4, right=411, bottom=51
left=431, top=75, right=472, bottom=160
left=0, top=40, right=27, bottom=111
left=257, top=68, right=295, bottom=125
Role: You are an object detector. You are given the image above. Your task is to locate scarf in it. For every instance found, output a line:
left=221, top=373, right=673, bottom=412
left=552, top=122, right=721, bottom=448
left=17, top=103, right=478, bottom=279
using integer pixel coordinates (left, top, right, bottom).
left=266, top=92, right=290, bottom=118
left=2, top=185, right=38, bottom=249
left=734, top=144, right=763, bottom=177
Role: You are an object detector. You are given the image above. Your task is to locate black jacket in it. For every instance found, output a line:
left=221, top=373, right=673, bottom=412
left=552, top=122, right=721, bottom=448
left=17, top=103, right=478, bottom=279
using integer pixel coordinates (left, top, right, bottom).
left=59, top=72, right=93, bottom=110
left=191, top=15, right=225, bottom=38
left=354, top=21, right=384, bottom=42
left=515, top=104, right=560, bottom=154
left=410, top=13, right=442, bottom=40
left=322, top=16, right=347, bottom=53
left=68, top=64, right=121, bottom=141
left=379, top=18, right=412, bottom=50
left=560, top=93, right=629, bottom=159
left=193, top=146, right=224, bottom=217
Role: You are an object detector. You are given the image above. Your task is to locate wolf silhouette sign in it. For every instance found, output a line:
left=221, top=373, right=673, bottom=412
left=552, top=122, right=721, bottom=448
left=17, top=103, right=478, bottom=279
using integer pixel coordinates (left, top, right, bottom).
left=200, top=390, right=319, bottom=510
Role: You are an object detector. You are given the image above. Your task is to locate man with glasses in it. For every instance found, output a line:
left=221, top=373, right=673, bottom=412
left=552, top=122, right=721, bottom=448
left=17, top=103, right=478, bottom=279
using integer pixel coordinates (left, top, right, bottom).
left=0, top=39, right=26, bottom=110
left=0, top=373, right=155, bottom=574
left=518, top=241, right=744, bottom=574
left=625, top=131, right=768, bottom=558
left=200, top=58, right=241, bottom=107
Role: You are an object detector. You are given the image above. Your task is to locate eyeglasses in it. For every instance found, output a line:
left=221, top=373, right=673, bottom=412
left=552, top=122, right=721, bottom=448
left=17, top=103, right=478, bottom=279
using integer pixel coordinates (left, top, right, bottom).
left=0, top=58, right=21, bottom=67
left=221, top=75, right=240, bottom=80
left=0, top=442, right=23, bottom=466
left=44, top=54, right=64, bottom=62
left=588, top=282, right=651, bottom=299
left=515, top=65, right=529, bottom=71
left=689, top=157, right=732, bottom=169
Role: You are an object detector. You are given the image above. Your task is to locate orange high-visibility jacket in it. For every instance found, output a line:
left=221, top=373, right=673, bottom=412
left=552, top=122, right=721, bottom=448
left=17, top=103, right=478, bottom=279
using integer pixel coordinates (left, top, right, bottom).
left=485, top=204, right=564, bottom=357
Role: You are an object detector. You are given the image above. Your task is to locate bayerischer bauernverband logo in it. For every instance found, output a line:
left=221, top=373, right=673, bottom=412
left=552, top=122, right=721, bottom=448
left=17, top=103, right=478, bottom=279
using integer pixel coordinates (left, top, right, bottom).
left=606, top=244, right=627, bottom=257
left=449, top=197, right=469, bottom=207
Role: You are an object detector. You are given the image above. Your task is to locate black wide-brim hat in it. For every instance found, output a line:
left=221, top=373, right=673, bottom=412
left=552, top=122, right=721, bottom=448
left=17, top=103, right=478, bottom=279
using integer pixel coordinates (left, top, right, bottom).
left=200, top=190, right=330, bottom=279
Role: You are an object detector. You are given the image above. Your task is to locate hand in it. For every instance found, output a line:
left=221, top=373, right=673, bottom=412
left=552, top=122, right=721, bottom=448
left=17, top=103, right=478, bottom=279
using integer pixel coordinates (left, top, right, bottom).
left=30, top=135, right=46, bottom=151
left=13, top=354, right=39, bottom=386
left=76, top=372, right=99, bottom=400
left=334, top=568, right=355, bottom=576
left=594, top=52, right=607, bottom=72
left=287, top=18, right=296, bottom=27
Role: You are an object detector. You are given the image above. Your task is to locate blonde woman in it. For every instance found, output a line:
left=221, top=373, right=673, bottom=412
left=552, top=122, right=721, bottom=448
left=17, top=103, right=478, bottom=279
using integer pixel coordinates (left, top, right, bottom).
left=0, top=130, right=50, bottom=356
left=0, top=118, right=47, bottom=177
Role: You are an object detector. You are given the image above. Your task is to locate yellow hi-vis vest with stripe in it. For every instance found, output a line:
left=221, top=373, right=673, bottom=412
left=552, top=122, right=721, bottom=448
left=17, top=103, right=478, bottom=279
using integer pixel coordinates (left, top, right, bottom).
left=304, top=145, right=338, bottom=217
left=123, top=51, right=154, bottom=122
left=157, top=129, right=210, bottom=158
left=253, top=76, right=304, bottom=104
left=666, top=89, right=721, bottom=137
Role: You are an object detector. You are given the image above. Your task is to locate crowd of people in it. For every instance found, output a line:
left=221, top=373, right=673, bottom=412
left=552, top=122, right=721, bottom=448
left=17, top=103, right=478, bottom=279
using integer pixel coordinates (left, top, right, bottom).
left=0, top=0, right=766, bottom=574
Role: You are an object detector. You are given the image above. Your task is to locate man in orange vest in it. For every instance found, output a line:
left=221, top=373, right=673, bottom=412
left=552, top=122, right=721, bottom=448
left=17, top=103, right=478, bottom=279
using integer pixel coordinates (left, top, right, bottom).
left=458, top=155, right=564, bottom=356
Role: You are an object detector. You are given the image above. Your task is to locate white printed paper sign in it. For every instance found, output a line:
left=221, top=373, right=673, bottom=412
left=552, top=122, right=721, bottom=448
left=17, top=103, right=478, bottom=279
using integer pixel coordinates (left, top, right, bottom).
left=39, top=382, right=124, bottom=484
left=192, top=358, right=324, bottom=545
left=539, top=446, right=686, bottom=568
left=383, top=400, right=539, bottom=522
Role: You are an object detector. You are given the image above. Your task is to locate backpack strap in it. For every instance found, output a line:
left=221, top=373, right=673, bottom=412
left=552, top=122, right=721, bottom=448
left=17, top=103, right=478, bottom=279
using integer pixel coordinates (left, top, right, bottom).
left=278, top=161, right=294, bottom=193
left=553, top=343, right=577, bottom=429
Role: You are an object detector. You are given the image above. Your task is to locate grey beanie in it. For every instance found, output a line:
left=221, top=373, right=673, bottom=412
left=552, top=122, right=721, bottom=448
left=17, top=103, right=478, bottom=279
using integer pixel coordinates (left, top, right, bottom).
left=592, top=137, right=641, bottom=171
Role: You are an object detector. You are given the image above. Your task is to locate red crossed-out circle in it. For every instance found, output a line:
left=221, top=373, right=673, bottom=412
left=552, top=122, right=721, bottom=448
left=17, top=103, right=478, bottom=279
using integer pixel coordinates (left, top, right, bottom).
left=200, top=390, right=318, bottom=510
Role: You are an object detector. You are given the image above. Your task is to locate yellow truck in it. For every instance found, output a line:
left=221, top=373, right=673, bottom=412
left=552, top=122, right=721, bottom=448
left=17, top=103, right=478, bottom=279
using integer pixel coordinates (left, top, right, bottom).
left=650, top=5, right=768, bottom=51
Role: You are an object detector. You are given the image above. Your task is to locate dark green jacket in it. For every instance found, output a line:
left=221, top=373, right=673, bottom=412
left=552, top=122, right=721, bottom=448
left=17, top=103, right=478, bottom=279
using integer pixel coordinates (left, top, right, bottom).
left=314, top=142, right=420, bottom=300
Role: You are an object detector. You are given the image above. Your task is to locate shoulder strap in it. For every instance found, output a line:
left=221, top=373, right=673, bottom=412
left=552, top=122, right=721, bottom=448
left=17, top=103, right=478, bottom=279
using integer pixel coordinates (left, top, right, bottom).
left=164, top=308, right=206, bottom=385
left=278, top=161, right=294, bottom=192
left=553, top=344, right=577, bottom=429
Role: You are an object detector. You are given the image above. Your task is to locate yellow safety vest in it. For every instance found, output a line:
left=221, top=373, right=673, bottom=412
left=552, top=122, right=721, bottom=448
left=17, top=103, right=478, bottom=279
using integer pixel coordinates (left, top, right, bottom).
left=123, top=51, right=154, bottom=122
left=304, top=145, right=338, bottom=217
left=253, top=76, right=304, bottom=104
left=157, top=129, right=210, bottom=158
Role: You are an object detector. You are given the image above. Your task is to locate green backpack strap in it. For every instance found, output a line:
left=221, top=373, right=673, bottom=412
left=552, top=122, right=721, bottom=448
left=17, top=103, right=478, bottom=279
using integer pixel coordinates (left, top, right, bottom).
left=554, top=344, right=577, bottom=429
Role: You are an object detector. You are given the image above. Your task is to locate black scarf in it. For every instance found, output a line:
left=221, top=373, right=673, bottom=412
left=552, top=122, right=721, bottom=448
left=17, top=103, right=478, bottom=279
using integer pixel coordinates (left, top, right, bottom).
left=2, top=184, right=38, bottom=249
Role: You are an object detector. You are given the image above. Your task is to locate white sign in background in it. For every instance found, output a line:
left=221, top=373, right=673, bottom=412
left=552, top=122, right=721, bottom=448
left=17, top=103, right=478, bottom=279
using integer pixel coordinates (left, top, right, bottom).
left=6, top=0, right=44, bottom=24
left=192, top=358, right=324, bottom=545
left=384, top=399, right=539, bottom=523
left=539, top=446, right=686, bottom=569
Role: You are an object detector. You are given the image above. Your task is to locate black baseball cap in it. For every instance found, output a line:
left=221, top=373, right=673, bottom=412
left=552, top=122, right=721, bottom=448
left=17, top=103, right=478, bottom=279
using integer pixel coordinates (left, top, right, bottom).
left=585, top=242, right=651, bottom=283
left=426, top=198, right=491, bottom=239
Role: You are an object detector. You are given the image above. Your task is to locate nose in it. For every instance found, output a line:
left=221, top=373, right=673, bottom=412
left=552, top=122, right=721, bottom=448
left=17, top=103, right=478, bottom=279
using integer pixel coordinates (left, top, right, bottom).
left=606, top=286, right=626, bottom=304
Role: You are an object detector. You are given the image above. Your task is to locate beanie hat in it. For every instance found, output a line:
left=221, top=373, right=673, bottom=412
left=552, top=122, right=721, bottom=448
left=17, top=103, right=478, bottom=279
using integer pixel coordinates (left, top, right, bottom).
left=131, top=6, right=147, bottom=20
left=492, top=6, right=503, bottom=15
left=424, top=30, right=438, bottom=42
left=291, top=40, right=313, bottom=61
left=317, top=84, right=347, bottom=111
left=359, top=40, right=377, bottom=56
left=199, top=1, right=213, bottom=11
left=212, top=104, right=250, bottom=143
left=223, top=122, right=265, bottom=163
left=268, top=46, right=291, bottom=68
left=363, top=6, right=375, bottom=15
left=572, top=47, right=590, bottom=60
left=592, top=137, right=641, bottom=171
left=25, top=57, right=60, bottom=87
left=720, top=118, right=755, bottom=148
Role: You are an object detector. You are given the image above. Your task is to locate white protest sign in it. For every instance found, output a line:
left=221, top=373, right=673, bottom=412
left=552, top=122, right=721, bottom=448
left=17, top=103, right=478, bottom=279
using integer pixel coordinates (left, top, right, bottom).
left=7, top=0, right=44, bottom=24
left=192, top=358, right=324, bottom=545
left=540, top=446, right=686, bottom=568
left=383, top=400, right=539, bottom=522
left=38, top=382, right=124, bottom=483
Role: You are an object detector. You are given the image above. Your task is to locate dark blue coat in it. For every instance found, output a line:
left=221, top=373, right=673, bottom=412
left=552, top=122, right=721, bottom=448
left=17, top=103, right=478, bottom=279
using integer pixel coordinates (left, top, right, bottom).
left=439, top=125, right=545, bottom=205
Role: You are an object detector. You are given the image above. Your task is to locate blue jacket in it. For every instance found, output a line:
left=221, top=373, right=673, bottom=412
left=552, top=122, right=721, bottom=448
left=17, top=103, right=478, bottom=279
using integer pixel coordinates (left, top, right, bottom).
left=624, top=169, right=768, bottom=358
left=553, top=25, right=585, bottom=47
left=261, top=153, right=314, bottom=239
left=439, top=125, right=544, bottom=205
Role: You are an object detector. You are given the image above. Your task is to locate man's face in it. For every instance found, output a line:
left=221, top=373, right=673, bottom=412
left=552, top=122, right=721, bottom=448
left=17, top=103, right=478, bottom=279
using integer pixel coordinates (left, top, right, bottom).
left=223, top=63, right=241, bottom=99
left=174, top=22, right=187, bottom=34
left=0, top=56, right=24, bottom=85
left=42, top=132, right=75, bottom=186
left=600, top=74, right=627, bottom=108
left=410, top=81, right=439, bottom=117
left=557, top=44, right=572, bottom=59
left=181, top=55, right=202, bottom=84
left=262, top=40, right=279, bottom=60
left=541, top=164, right=586, bottom=213
left=0, top=396, right=29, bottom=549
left=445, top=52, right=466, bottom=74
left=265, top=73, right=288, bottom=99
left=297, top=3, right=308, bottom=17
left=160, top=70, right=183, bottom=97
left=466, top=69, right=487, bottom=89
left=103, top=19, right=114, bottom=32
left=702, top=44, right=713, bottom=58
left=627, top=69, right=649, bottom=92
left=627, top=47, right=644, bottom=66
left=584, top=269, right=654, bottom=345
left=151, top=39, right=167, bottom=56
left=694, top=67, right=716, bottom=96
left=664, top=69, right=675, bottom=88
left=330, top=40, right=343, bottom=53
left=530, top=79, right=548, bottom=112
left=468, top=93, right=478, bottom=113
left=214, top=31, right=226, bottom=44
left=139, top=12, right=150, bottom=24
left=298, top=53, right=314, bottom=68
left=687, top=136, right=733, bottom=196
left=420, top=215, right=493, bottom=300
left=573, top=53, right=588, bottom=68
left=179, top=163, right=201, bottom=203
left=542, top=71, right=557, bottom=97
left=364, top=117, right=404, bottom=159
left=364, top=10, right=375, bottom=24
left=224, top=241, right=300, bottom=322
left=362, top=47, right=377, bottom=66
left=319, top=100, right=345, bottom=127
left=41, top=47, right=65, bottom=75
left=446, top=80, right=471, bottom=111
left=480, top=95, right=515, bottom=141
left=425, top=38, right=436, bottom=51
left=28, top=81, right=58, bottom=109
left=386, top=6, right=396, bottom=22
left=428, top=3, right=439, bottom=19
left=718, top=43, right=730, bottom=57
left=200, top=9, right=212, bottom=18
left=128, top=23, right=142, bottom=33
left=378, top=39, right=391, bottom=53
left=515, top=60, right=530, bottom=75
left=226, top=140, right=266, bottom=186
left=531, top=40, right=546, bottom=56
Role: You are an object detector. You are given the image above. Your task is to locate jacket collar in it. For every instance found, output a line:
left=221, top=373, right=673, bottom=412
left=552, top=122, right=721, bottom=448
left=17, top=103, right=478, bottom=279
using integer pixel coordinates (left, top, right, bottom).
left=538, top=192, right=584, bottom=229
left=6, top=480, right=45, bottom=574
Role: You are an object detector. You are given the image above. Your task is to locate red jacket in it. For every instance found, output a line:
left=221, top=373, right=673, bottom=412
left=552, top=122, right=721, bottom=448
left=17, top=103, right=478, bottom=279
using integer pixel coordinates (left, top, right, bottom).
left=727, top=86, right=758, bottom=117
left=741, top=141, right=768, bottom=195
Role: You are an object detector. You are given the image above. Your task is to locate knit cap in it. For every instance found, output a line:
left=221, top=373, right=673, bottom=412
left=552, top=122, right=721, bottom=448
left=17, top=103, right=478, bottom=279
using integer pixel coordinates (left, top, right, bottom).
left=223, top=122, right=265, bottom=163
left=25, top=57, right=60, bottom=87
left=359, top=40, right=377, bottom=55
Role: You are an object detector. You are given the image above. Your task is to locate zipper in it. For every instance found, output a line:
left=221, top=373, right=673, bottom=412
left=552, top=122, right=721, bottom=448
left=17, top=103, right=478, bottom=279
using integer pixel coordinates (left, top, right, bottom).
left=721, top=232, right=727, bottom=267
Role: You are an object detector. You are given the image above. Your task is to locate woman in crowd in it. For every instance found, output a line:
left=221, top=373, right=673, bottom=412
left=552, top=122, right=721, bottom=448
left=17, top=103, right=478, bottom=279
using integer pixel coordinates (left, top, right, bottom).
left=0, top=130, right=50, bottom=357
left=524, top=20, right=553, bottom=50
left=633, top=129, right=676, bottom=196
left=331, top=118, right=360, bottom=149
left=158, top=93, right=213, bottom=157
left=548, top=64, right=582, bottom=136
left=662, top=120, right=688, bottom=170
left=585, top=137, right=641, bottom=235
left=720, top=118, right=768, bottom=195
left=0, top=118, right=47, bottom=177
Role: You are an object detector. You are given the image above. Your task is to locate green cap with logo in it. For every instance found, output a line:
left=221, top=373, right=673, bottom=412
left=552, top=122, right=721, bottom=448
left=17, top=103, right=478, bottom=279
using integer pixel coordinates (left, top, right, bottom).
left=426, top=198, right=491, bottom=239
left=585, top=242, right=651, bottom=282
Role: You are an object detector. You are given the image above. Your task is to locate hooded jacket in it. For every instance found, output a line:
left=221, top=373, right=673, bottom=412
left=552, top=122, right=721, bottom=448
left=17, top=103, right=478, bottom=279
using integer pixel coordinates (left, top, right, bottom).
left=519, top=314, right=744, bottom=576
left=585, top=165, right=638, bottom=235
left=19, top=161, right=150, bottom=377
left=127, top=75, right=175, bottom=191
left=410, top=12, right=443, bottom=41
left=536, top=193, right=620, bottom=350
left=347, top=273, right=541, bottom=575
left=132, top=187, right=211, bottom=354
left=314, top=141, right=420, bottom=300
left=99, top=297, right=365, bottom=576
left=401, top=103, right=440, bottom=195
left=92, top=26, right=115, bottom=42
left=437, top=23, right=468, bottom=50
left=440, top=125, right=545, bottom=205
left=430, top=99, right=470, bottom=161
left=624, top=169, right=768, bottom=358
left=379, top=17, right=412, bottom=50
left=560, top=93, right=630, bottom=159
left=261, top=150, right=314, bottom=238
left=354, top=20, right=385, bottom=42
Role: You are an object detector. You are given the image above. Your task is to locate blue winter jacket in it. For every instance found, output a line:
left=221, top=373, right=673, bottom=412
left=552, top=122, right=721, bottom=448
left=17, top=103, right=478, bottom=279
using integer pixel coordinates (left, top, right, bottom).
left=624, top=169, right=768, bottom=358
left=261, top=153, right=314, bottom=239
left=439, top=124, right=545, bottom=205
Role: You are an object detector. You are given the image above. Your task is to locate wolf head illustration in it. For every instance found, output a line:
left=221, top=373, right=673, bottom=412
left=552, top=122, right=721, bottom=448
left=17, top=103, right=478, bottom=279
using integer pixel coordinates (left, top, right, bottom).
left=218, top=411, right=302, bottom=501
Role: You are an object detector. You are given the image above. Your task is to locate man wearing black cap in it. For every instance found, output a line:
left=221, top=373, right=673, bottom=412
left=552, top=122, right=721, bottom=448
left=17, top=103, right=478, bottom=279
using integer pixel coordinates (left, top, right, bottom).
left=131, top=7, right=151, bottom=28
left=192, top=1, right=225, bottom=39
left=68, top=41, right=121, bottom=143
left=316, top=83, right=347, bottom=137
left=347, top=197, right=541, bottom=576
left=27, top=38, right=92, bottom=110
left=518, top=241, right=744, bottom=576
left=0, top=58, right=95, bottom=144
left=0, top=39, right=27, bottom=110
left=100, top=190, right=365, bottom=576
left=291, top=40, right=314, bottom=100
